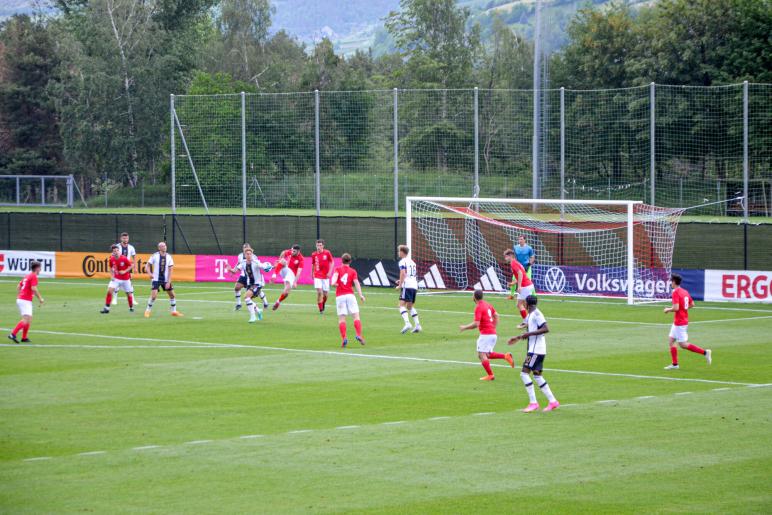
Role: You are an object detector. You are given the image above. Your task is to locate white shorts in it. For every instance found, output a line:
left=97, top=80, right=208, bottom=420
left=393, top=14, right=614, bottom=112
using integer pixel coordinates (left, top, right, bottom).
left=280, top=268, right=296, bottom=285
left=476, top=334, right=498, bottom=353
left=336, top=294, right=359, bottom=316
left=517, top=284, right=535, bottom=300
left=16, top=299, right=33, bottom=317
left=109, top=279, right=133, bottom=293
left=669, top=324, right=689, bottom=343
left=314, top=278, right=330, bottom=291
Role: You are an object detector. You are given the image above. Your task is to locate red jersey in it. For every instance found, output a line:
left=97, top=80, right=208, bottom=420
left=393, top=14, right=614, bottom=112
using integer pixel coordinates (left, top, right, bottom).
left=311, top=250, right=334, bottom=279
left=671, top=287, right=693, bottom=326
left=510, top=260, right=533, bottom=287
left=275, top=249, right=303, bottom=275
left=474, top=300, right=497, bottom=335
left=18, top=272, right=38, bottom=301
left=110, top=255, right=133, bottom=280
left=334, top=265, right=358, bottom=297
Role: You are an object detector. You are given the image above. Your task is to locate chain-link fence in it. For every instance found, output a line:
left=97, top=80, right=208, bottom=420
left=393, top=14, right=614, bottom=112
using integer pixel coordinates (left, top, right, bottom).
left=171, top=83, right=772, bottom=216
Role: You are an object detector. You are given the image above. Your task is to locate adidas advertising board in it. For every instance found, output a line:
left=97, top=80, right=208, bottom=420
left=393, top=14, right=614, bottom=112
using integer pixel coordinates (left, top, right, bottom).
left=351, top=259, right=399, bottom=287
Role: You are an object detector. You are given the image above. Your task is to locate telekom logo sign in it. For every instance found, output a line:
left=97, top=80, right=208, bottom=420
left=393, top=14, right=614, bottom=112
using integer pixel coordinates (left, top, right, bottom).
left=705, top=269, right=772, bottom=303
left=214, top=259, right=231, bottom=280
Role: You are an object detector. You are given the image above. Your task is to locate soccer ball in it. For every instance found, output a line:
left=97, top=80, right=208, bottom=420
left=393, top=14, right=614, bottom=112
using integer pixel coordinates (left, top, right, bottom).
left=262, top=263, right=274, bottom=272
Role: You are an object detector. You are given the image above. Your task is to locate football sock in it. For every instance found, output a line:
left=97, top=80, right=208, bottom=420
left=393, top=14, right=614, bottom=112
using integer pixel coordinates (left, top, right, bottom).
left=686, top=343, right=706, bottom=355
left=670, top=346, right=678, bottom=365
left=235, top=289, right=242, bottom=306
left=410, top=308, right=420, bottom=325
left=521, top=372, right=537, bottom=403
left=12, top=321, right=24, bottom=336
left=322, top=294, right=327, bottom=307
left=400, top=308, right=410, bottom=323
left=520, top=308, right=527, bottom=319
left=246, top=300, right=255, bottom=314
left=534, top=375, right=557, bottom=403
left=105, top=293, right=113, bottom=306
left=146, top=300, right=154, bottom=311
left=170, top=299, right=177, bottom=311
left=279, top=293, right=288, bottom=302
left=318, top=302, right=324, bottom=312
left=338, top=322, right=347, bottom=339
left=258, top=290, right=267, bottom=302
left=481, top=359, right=493, bottom=376
left=127, top=293, right=134, bottom=308
left=354, top=320, right=363, bottom=337
left=21, top=322, right=29, bottom=339
left=488, top=352, right=506, bottom=359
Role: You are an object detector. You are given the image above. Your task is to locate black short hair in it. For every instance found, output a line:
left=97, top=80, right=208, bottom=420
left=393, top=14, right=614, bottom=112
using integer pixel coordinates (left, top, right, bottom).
left=316, top=239, right=325, bottom=245
left=473, top=289, right=484, bottom=301
left=671, top=273, right=682, bottom=285
left=526, top=295, right=538, bottom=307
left=120, top=232, right=129, bottom=237
left=30, top=261, right=41, bottom=272
left=292, top=244, right=301, bottom=251
left=341, top=253, right=352, bottom=264
left=111, top=243, right=119, bottom=250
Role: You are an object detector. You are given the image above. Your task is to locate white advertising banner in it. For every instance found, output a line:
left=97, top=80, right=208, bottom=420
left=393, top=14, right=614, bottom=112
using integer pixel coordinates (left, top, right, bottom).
left=704, top=269, right=772, bottom=303
left=0, top=250, right=56, bottom=278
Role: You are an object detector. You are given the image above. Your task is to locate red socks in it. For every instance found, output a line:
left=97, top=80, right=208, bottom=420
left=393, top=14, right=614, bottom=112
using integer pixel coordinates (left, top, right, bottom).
left=22, top=322, right=29, bottom=339
left=354, top=320, right=363, bottom=337
left=670, top=346, right=678, bottom=365
left=686, top=343, right=706, bottom=355
left=12, top=321, right=25, bottom=336
left=278, top=293, right=288, bottom=302
left=520, top=309, right=527, bottom=319
left=488, top=352, right=506, bottom=359
left=127, top=294, right=134, bottom=308
left=481, top=359, right=493, bottom=376
left=318, top=302, right=323, bottom=312
left=105, top=293, right=113, bottom=306
left=339, top=322, right=347, bottom=339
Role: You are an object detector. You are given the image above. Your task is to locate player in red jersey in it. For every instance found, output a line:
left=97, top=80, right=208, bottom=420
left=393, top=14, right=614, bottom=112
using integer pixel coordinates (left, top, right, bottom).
left=331, top=253, right=366, bottom=347
left=504, top=249, right=535, bottom=326
left=100, top=244, right=135, bottom=314
left=8, top=261, right=44, bottom=343
left=664, top=273, right=711, bottom=369
left=271, top=244, right=304, bottom=311
left=459, top=289, right=514, bottom=381
left=311, top=239, right=334, bottom=313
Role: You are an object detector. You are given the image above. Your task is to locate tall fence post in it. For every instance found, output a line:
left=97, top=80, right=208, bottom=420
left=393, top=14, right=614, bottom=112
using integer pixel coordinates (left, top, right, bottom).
left=473, top=87, right=479, bottom=197
left=170, top=94, right=176, bottom=252
left=743, top=80, right=749, bottom=269
left=15, top=176, right=20, bottom=206
left=650, top=82, right=656, bottom=205
left=559, top=87, right=565, bottom=215
left=314, top=89, right=321, bottom=239
left=532, top=0, right=543, bottom=202
left=241, top=91, right=247, bottom=243
left=393, top=88, right=399, bottom=254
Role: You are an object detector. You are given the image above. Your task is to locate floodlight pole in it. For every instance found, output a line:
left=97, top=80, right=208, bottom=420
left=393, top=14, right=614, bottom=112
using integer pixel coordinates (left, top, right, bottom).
left=393, top=88, right=399, bottom=254
left=241, top=91, right=247, bottom=243
left=559, top=87, right=565, bottom=218
left=315, top=89, right=321, bottom=239
left=170, top=93, right=176, bottom=252
left=473, top=87, right=479, bottom=198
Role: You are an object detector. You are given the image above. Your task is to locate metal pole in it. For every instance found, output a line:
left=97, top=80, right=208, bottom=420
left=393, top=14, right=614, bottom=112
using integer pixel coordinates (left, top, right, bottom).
left=314, top=89, right=321, bottom=239
left=650, top=82, right=656, bottom=205
left=41, top=177, right=45, bottom=206
left=532, top=0, right=542, bottom=201
left=473, top=87, right=479, bottom=197
left=241, top=91, right=247, bottom=243
left=393, top=88, right=399, bottom=252
left=743, top=80, right=749, bottom=221
left=170, top=94, right=176, bottom=215
left=15, top=176, right=19, bottom=206
left=627, top=202, right=634, bottom=305
left=560, top=87, right=565, bottom=217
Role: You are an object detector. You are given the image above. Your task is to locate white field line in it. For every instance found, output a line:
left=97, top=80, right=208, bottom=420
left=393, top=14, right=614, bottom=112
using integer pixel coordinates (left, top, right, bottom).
left=1, top=327, right=768, bottom=388
left=674, top=392, right=693, bottom=396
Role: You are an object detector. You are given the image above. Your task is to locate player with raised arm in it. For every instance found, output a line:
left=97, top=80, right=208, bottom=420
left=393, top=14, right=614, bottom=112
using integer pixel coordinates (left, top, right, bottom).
left=8, top=261, right=44, bottom=343
left=100, top=244, right=135, bottom=314
left=112, top=232, right=136, bottom=306
left=232, top=243, right=269, bottom=311
left=395, top=245, right=421, bottom=334
left=504, top=249, right=535, bottom=326
left=664, top=273, right=711, bottom=370
left=144, top=242, right=183, bottom=318
left=236, top=248, right=272, bottom=323
left=271, top=244, right=304, bottom=311
left=311, top=239, right=334, bottom=314
left=508, top=295, right=559, bottom=412
left=459, top=289, right=514, bottom=381
left=331, top=253, right=366, bottom=347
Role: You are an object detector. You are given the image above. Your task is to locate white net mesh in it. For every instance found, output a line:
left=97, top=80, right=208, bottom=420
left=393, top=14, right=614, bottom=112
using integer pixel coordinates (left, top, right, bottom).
left=408, top=198, right=684, bottom=303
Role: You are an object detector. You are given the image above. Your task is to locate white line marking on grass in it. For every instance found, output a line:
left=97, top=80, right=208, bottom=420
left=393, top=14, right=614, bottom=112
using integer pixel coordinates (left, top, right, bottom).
left=428, top=416, right=451, bottom=421
left=712, top=388, right=730, bottom=391
left=473, top=412, right=495, bottom=416
left=24, top=457, right=52, bottom=462
left=287, top=430, right=312, bottom=434
left=596, top=400, right=618, bottom=404
left=132, top=445, right=160, bottom=451
left=335, top=425, right=360, bottom=430
left=184, top=440, right=212, bottom=445
left=77, top=451, right=106, bottom=456
left=381, top=421, right=406, bottom=425
left=747, top=384, right=772, bottom=388
left=2, top=327, right=765, bottom=387
left=635, top=396, right=655, bottom=400
left=560, top=403, right=578, bottom=407
left=674, top=392, right=692, bottom=396
left=239, top=435, right=264, bottom=439
left=691, top=315, right=772, bottom=324
left=192, top=317, right=204, bottom=320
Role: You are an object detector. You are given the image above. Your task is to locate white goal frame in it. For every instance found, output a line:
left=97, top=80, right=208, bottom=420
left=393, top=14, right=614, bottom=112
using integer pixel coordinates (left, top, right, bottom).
left=406, top=196, right=644, bottom=304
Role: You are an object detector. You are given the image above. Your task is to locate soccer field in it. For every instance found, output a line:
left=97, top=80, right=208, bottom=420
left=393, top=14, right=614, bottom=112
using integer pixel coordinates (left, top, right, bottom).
left=1, top=279, right=770, bottom=513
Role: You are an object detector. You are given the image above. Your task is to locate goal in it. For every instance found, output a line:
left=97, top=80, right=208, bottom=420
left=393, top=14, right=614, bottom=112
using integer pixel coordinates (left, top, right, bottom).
left=406, top=197, right=685, bottom=304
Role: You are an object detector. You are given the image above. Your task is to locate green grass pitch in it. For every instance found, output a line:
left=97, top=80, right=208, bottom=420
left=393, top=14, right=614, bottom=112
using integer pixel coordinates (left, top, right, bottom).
left=1, top=279, right=770, bottom=513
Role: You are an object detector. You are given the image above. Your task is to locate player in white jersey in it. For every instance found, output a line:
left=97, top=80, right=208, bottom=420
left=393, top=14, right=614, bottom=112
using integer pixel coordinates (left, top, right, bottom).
left=143, top=241, right=182, bottom=318
left=231, top=243, right=269, bottom=311
left=508, top=295, right=559, bottom=412
left=395, top=245, right=421, bottom=334
left=112, top=232, right=137, bottom=305
left=236, top=248, right=273, bottom=323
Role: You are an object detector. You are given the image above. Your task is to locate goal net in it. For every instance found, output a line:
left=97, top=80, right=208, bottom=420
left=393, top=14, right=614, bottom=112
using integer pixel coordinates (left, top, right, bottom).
left=406, top=197, right=685, bottom=304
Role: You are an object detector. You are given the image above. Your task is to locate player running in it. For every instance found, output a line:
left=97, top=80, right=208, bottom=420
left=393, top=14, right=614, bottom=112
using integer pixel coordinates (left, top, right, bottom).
left=8, top=261, right=44, bottom=343
left=232, top=243, right=269, bottom=311
left=504, top=249, right=535, bottom=326
left=144, top=241, right=183, bottom=318
left=508, top=295, right=560, bottom=412
left=331, top=253, right=366, bottom=347
left=395, top=244, right=421, bottom=334
left=100, top=244, right=135, bottom=314
left=237, top=248, right=272, bottom=323
left=110, top=232, right=137, bottom=305
left=664, top=273, right=711, bottom=370
left=459, top=289, right=514, bottom=381
left=271, top=244, right=304, bottom=311
left=311, top=239, right=334, bottom=314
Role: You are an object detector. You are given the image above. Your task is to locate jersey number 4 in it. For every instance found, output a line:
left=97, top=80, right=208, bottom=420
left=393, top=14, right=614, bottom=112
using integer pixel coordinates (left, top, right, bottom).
left=340, top=273, right=349, bottom=285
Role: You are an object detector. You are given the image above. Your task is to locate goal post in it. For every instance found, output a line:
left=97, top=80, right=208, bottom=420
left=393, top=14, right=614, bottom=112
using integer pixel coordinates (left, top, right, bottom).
left=406, top=197, right=684, bottom=304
